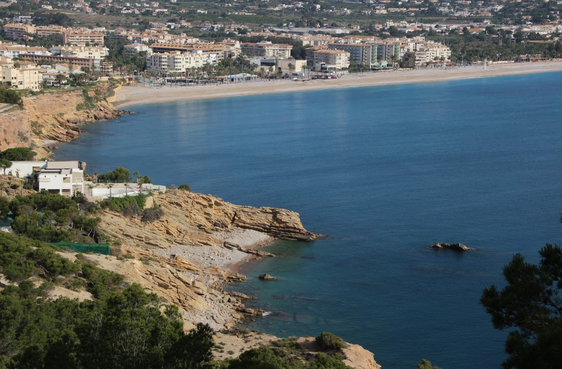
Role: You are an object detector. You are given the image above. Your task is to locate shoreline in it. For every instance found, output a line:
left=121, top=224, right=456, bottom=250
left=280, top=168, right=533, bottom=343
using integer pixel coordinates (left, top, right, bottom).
left=112, top=61, right=562, bottom=109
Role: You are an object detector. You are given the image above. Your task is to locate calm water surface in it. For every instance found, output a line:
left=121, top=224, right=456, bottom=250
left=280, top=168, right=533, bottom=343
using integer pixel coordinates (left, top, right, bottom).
left=55, top=72, right=562, bottom=369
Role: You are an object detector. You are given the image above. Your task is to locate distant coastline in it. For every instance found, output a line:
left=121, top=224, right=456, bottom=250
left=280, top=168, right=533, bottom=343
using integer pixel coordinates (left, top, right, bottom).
left=112, top=61, right=562, bottom=108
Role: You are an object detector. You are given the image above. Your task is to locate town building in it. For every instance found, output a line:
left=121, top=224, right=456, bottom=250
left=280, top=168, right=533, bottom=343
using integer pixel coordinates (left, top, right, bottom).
left=50, top=45, right=109, bottom=60
left=241, top=42, right=293, bottom=59
left=149, top=42, right=226, bottom=65
left=313, top=49, right=350, bottom=70
left=328, top=43, right=377, bottom=68
left=18, top=54, right=96, bottom=69
left=146, top=50, right=204, bottom=72
left=0, top=44, right=51, bottom=59
left=3, top=24, right=36, bottom=41
left=63, top=31, right=105, bottom=46
left=0, top=59, right=42, bottom=91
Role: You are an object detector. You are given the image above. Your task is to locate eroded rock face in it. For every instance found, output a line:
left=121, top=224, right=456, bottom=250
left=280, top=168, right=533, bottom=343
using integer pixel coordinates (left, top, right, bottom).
left=0, top=85, right=126, bottom=157
left=134, top=190, right=319, bottom=246
left=431, top=242, right=471, bottom=251
left=233, top=206, right=317, bottom=241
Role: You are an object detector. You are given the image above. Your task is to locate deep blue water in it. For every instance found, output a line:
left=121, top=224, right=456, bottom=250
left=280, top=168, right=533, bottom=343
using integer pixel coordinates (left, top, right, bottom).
left=55, top=72, right=562, bottom=369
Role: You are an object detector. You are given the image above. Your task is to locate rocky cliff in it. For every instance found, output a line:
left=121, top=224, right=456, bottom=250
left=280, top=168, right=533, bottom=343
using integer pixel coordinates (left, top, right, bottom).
left=99, top=189, right=317, bottom=251
left=85, top=189, right=380, bottom=368
left=96, top=189, right=318, bottom=328
left=0, top=83, right=125, bottom=157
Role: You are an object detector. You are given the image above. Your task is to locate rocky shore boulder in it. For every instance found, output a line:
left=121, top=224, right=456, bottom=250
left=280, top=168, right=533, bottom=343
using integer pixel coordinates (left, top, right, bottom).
left=259, top=274, right=279, bottom=281
left=431, top=242, right=471, bottom=251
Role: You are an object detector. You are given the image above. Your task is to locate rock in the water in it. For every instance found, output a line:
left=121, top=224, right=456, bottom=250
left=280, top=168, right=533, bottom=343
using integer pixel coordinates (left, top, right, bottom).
left=259, top=274, right=278, bottom=280
left=431, top=242, right=471, bottom=251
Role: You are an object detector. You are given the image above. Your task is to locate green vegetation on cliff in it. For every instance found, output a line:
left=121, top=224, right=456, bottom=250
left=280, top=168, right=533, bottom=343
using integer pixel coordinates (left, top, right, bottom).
left=4, top=191, right=102, bottom=243
left=0, top=231, right=216, bottom=369
left=0, top=87, right=21, bottom=105
left=0, top=187, right=356, bottom=369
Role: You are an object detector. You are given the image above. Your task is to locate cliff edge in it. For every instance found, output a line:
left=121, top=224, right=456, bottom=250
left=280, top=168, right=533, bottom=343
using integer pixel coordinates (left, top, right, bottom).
left=0, top=83, right=125, bottom=157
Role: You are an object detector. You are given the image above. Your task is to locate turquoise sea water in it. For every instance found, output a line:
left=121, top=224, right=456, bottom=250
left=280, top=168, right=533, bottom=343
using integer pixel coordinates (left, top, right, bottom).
left=55, top=72, right=562, bottom=369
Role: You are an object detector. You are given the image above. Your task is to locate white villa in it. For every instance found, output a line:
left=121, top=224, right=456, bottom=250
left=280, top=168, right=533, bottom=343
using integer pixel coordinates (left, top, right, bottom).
left=7, top=160, right=85, bottom=196
left=6, top=160, right=165, bottom=199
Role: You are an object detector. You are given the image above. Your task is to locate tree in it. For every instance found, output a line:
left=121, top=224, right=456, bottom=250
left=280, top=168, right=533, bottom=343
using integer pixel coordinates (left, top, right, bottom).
left=0, top=148, right=35, bottom=161
left=481, top=244, right=562, bottom=369
left=0, top=158, right=12, bottom=175
left=97, top=167, right=132, bottom=183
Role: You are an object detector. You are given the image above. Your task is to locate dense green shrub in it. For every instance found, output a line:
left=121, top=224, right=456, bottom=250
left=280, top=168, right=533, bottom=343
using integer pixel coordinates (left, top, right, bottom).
left=224, top=345, right=353, bottom=369
left=7, top=192, right=103, bottom=243
left=0, top=147, right=35, bottom=161
left=315, top=332, right=345, bottom=351
left=100, top=194, right=146, bottom=214
left=178, top=184, right=192, bottom=192
left=0, top=233, right=77, bottom=282
left=141, top=206, right=163, bottom=223
left=0, top=87, right=22, bottom=105
left=97, top=167, right=132, bottom=183
left=9, top=191, right=77, bottom=217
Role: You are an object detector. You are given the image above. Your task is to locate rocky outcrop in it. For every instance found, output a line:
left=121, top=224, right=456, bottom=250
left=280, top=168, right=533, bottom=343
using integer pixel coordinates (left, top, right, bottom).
left=258, top=274, right=279, bottom=280
left=232, top=206, right=317, bottom=241
left=0, top=84, right=127, bottom=157
left=431, top=242, right=471, bottom=251
left=115, top=189, right=320, bottom=248
left=296, top=337, right=381, bottom=369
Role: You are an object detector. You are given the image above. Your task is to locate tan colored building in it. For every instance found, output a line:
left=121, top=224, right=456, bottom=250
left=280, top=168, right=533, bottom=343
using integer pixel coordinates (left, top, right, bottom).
left=0, top=59, right=42, bottom=91
left=276, top=59, right=307, bottom=74
left=19, top=54, right=95, bottom=69
left=63, top=31, right=105, bottom=46
left=313, top=49, right=350, bottom=70
left=149, top=42, right=226, bottom=65
left=3, top=24, right=36, bottom=41
left=51, top=45, right=109, bottom=60
left=241, top=42, right=293, bottom=59
left=35, top=25, right=66, bottom=40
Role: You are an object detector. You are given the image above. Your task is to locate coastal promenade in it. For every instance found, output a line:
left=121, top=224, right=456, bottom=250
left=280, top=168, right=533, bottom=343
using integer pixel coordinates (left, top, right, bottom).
left=113, top=61, right=562, bottom=108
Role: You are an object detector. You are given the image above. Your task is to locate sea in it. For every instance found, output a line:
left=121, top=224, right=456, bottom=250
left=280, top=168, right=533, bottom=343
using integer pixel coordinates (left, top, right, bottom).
left=54, top=71, right=562, bottom=369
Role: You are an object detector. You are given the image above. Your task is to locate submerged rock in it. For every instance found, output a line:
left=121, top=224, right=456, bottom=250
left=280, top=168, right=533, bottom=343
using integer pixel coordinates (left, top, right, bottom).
left=431, top=242, right=471, bottom=251
left=259, top=274, right=279, bottom=280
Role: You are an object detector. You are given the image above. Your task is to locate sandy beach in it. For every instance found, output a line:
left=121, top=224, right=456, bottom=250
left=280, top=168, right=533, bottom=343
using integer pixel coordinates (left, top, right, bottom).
left=113, top=61, right=562, bottom=108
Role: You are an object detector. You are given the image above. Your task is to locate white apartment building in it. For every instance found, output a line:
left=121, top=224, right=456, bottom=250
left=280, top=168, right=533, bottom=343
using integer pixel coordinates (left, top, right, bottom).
left=313, top=49, right=350, bottom=70
left=146, top=51, right=205, bottom=72
left=0, top=44, right=51, bottom=59
left=414, top=41, right=451, bottom=64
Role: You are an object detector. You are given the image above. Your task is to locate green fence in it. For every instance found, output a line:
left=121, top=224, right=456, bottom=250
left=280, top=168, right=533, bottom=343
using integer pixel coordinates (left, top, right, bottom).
left=50, top=242, right=111, bottom=255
